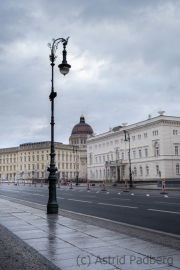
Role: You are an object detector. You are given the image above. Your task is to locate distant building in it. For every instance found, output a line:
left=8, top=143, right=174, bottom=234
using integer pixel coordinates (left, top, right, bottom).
left=0, top=115, right=94, bottom=181
left=87, top=114, right=180, bottom=182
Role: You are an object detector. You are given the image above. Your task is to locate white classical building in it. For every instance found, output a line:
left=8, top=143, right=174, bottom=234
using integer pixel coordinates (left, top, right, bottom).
left=87, top=113, right=180, bottom=182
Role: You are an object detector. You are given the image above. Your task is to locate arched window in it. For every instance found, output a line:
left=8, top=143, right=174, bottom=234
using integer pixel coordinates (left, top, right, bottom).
left=146, top=166, right=149, bottom=175
left=140, top=166, right=143, bottom=175
left=134, top=167, right=137, bottom=176
left=176, top=164, right=179, bottom=174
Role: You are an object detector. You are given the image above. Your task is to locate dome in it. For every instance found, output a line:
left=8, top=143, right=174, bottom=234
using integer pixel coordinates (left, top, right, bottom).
left=71, top=115, right=93, bottom=135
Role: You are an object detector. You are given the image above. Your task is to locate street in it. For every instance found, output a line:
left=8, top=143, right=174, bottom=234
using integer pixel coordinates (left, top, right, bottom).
left=0, top=183, right=180, bottom=236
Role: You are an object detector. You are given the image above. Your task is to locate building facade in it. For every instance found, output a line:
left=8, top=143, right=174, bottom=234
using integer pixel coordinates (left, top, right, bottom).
left=87, top=114, right=180, bottom=182
left=0, top=115, right=94, bottom=182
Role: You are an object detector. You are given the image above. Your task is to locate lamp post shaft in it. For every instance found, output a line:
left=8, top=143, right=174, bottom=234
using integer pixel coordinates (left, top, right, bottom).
left=46, top=37, right=71, bottom=214
left=47, top=54, right=58, bottom=214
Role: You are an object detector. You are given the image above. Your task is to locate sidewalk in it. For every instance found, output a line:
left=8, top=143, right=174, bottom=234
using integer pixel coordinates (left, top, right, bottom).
left=0, top=196, right=180, bottom=270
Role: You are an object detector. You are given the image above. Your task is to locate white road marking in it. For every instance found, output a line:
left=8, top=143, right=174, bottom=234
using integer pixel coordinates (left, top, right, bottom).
left=148, top=209, right=180, bottom=215
left=155, top=201, right=180, bottom=206
left=68, top=199, right=92, bottom=203
left=111, top=198, right=131, bottom=200
left=131, top=193, right=134, bottom=195
left=164, top=195, right=168, bottom=198
left=106, top=192, right=109, bottom=194
left=118, top=193, right=121, bottom=195
left=98, top=203, right=138, bottom=209
left=32, top=193, right=45, bottom=196
left=96, top=191, right=99, bottom=193
left=146, top=194, right=150, bottom=196
left=83, top=195, right=96, bottom=198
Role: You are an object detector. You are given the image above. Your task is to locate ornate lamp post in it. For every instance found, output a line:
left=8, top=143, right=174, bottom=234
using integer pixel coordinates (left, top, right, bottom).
left=47, top=37, right=71, bottom=214
left=124, top=130, right=133, bottom=188
left=73, top=146, right=79, bottom=185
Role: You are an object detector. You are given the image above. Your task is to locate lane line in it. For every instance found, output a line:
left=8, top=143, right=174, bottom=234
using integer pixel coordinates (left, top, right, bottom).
left=111, top=198, right=131, bottom=200
left=98, top=203, right=138, bottom=209
left=155, top=201, right=180, bottom=206
left=68, top=199, right=92, bottom=203
left=148, top=209, right=180, bottom=215
left=83, top=195, right=96, bottom=198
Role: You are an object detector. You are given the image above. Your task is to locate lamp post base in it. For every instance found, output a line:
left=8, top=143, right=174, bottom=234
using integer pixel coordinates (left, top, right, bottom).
left=47, top=204, right=58, bottom=214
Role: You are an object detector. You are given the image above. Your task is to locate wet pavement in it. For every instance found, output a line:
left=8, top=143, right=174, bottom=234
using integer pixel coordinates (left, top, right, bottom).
left=0, top=197, right=180, bottom=270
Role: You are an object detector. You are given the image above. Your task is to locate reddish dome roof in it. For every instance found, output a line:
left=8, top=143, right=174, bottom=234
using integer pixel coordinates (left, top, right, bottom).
left=71, top=115, right=93, bottom=135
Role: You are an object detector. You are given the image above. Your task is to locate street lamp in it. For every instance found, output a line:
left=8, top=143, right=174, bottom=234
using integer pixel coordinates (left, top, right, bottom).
left=47, top=37, right=71, bottom=214
left=124, top=130, right=133, bottom=188
left=73, top=145, right=79, bottom=185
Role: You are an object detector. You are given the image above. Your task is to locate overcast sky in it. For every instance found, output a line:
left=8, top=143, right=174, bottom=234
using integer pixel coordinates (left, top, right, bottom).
left=0, top=0, right=180, bottom=148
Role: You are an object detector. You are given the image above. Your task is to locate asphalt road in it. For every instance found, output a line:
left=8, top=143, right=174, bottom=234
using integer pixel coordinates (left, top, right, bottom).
left=0, top=183, right=180, bottom=236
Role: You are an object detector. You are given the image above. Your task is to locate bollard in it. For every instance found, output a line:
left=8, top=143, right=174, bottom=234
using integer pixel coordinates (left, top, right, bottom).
left=58, top=180, right=60, bottom=188
left=101, top=181, right=107, bottom=191
left=69, top=181, right=73, bottom=189
left=86, top=181, right=90, bottom=190
left=123, top=181, right=129, bottom=192
left=160, top=178, right=168, bottom=194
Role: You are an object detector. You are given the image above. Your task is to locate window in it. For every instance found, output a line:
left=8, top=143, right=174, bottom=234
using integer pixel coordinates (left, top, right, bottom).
left=121, top=153, right=124, bottom=160
left=122, top=167, right=125, bottom=176
left=134, top=167, right=137, bottom=176
left=140, top=166, right=143, bottom=175
left=146, top=166, right=149, bottom=175
left=37, top=155, right=39, bottom=161
left=96, top=170, right=98, bottom=178
left=138, top=135, right=141, bottom=140
left=70, top=163, right=72, bottom=169
left=133, top=151, right=136, bottom=159
left=66, top=163, right=68, bottom=169
left=111, top=154, right=113, bottom=161
left=47, top=155, right=49, bottom=160
left=103, top=170, right=105, bottom=177
left=103, top=156, right=105, bottom=162
left=156, top=145, right=159, bottom=156
left=100, top=170, right=102, bottom=178
left=106, top=142, right=109, bottom=147
left=175, top=146, right=178, bottom=156
left=144, top=133, right=147, bottom=138
left=145, top=149, right=148, bottom=157
left=107, top=155, right=109, bottom=161
left=96, top=157, right=98, bottom=163
left=32, top=156, right=34, bottom=161
left=66, top=154, right=68, bottom=161
left=132, top=136, right=135, bottom=141
left=99, top=156, right=101, bottom=163
left=139, top=150, right=142, bottom=158
left=176, top=164, right=179, bottom=174
left=28, top=156, right=30, bottom=161
left=173, top=130, right=178, bottom=135
left=102, top=143, right=105, bottom=148
left=42, top=155, right=44, bottom=161
left=153, top=130, right=158, bottom=136
left=115, top=140, right=119, bottom=145
left=156, top=165, right=159, bottom=175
